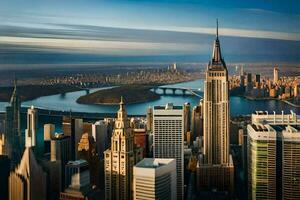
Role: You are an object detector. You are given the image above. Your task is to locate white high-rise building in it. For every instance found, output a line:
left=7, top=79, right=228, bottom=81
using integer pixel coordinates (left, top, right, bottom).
left=248, top=123, right=300, bottom=200
left=153, top=103, right=184, bottom=200
left=251, top=110, right=298, bottom=125
left=133, top=158, right=176, bottom=200
left=25, top=106, right=38, bottom=148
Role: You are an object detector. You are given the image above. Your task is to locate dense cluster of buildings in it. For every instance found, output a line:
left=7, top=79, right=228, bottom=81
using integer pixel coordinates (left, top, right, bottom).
left=0, top=22, right=299, bottom=200
left=229, top=66, right=300, bottom=101
left=39, top=64, right=196, bottom=88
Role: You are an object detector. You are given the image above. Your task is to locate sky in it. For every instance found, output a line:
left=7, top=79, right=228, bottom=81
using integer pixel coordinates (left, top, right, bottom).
left=0, top=0, right=300, bottom=68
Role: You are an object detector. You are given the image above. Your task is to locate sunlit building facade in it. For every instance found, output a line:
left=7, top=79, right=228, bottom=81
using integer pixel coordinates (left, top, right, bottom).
left=198, top=20, right=234, bottom=195
left=153, top=103, right=184, bottom=200
left=104, top=97, right=143, bottom=200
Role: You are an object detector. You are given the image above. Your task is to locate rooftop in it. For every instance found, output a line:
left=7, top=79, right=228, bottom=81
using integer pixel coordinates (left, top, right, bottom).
left=135, top=158, right=175, bottom=169
left=154, top=103, right=183, bottom=110
left=251, top=124, right=269, bottom=132
left=66, top=159, right=88, bottom=167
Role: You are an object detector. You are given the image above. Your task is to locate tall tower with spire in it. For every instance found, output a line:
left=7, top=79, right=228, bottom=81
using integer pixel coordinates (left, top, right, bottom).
left=104, top=97, right=143, bottom=200
left=4, top=79, right=22, bottom=168
left=197, top=20, right=234, bottom=196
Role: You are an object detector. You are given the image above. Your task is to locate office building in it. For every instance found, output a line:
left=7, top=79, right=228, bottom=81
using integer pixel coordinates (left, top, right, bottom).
left=184, top=102, right=191, bottom=135
left=92, top=120, right=108, bottom=158
left=0, top=155, right=10, bottom=200
left=4, top=81, right=22, bottom=168
left=51, top=134, right=71, bottom=164
left=133, top=158, right=176, bottom=200
left=83, top=122, right=93, bottom=136
left=61, top=160, right=97, bottom=200
left=240, top=75, right=245, bottom=87
left=153, top=103, right=184, bottom=199
left=191, top=101, right=203, bottom=140
left=0, top=134, right=5, bottom=155
left=247, top=73, right=252, bottom=85
left=255, top=74, right=261, bottom=84
left=48, top=134, right=71, bottom=199
left=146, top=107, right=153, bottom=132
left=251, top=110, right=298, bottom=125
left=198, top=20, right=234, bottom=196
left=25, top=106, right=38, bottom=148
left=9, top=147, right=47, bottom=200
left=274, top=67, right=279, bottom=83
left=104, top=97, right=143, bottom=200
left=248, top=123, right=300, bottom=199
left=62, top=116, right=84, bottom=160
left=64, top=160, right=89, bottom=189
left=78, top=132, right=101, bottom=188
left=44, top=123, right=55, bottom=154
left=133, top=128, right=147, bottom=156
left=44, top=123, right=55, bottom=141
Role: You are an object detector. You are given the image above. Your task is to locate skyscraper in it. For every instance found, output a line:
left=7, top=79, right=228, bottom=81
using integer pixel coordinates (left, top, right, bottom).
left=61, top=160, right=98, bottom=200
left=274, top=67, right=279, bottom=84
left=4, top=81, right=22, bottom=168
left=248, top=121, right=300, bottom=200
left=44, top=123, right=55, bottom=141
left=198, top=20, right=234, bottom=195
left=133, top=158, right=177, bottom=200
left=62, top=115, right=84, bottom=160
left=92, top=120, right=108, bottom=159
left=25, top=106, right=38, bottom=148
left=191, top=100, right=203, bottom=140
left=153, top=103, right=184, bottom=200
left=9, top=147, right=47, bottom=200
left=49, top=134, right=72, bottom=199
left=104, top=97, right=143, bottom=200
left=78, top=132, right=101, bottom=188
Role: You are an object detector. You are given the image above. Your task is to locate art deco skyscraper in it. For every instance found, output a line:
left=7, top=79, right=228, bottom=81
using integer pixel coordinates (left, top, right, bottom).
left=104, top=97, right=143, bottom=200
left=197, top=20, right=234, bottom=195
left=203, top=20, right=230, bottom=165
left=5, top=81, right=22, bottom=168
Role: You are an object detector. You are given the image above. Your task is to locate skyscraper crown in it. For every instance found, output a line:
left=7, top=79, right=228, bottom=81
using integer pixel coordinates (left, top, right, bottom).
left=209, top=19, right=226, bottom=70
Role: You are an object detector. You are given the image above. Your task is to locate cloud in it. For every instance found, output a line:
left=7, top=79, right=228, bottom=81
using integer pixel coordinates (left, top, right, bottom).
left=123, top=25, right=300, bottom=41
left=0, top=36, right=202, bottom=55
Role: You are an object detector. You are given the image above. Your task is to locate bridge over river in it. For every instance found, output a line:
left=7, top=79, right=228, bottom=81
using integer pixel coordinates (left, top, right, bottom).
left=152, top=86, right=203, bottom=98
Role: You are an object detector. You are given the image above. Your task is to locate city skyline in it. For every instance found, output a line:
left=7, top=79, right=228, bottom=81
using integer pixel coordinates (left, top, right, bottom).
left=0, top=2, right=299, bottom=200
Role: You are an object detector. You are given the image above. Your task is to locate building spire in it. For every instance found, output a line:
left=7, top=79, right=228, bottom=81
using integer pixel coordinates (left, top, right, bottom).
left=10, top=78, right=19, bottom=105
left=210, top=19, right=226, bottom=69
left=216, top=18, right=219, bottom=39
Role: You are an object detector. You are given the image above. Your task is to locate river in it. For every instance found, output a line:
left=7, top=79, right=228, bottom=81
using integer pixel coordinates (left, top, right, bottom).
left=0, top=79, right=299, bottom=116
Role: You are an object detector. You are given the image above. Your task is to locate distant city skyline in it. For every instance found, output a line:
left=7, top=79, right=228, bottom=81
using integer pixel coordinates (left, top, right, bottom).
left=0, top=0, right=300, bottom=68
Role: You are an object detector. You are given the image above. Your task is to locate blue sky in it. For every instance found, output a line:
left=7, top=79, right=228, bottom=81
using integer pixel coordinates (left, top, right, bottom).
left=0, top=0, right=299, bottom=67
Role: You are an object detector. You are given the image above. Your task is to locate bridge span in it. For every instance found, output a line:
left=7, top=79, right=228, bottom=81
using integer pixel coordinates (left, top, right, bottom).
left=152, top=86, right=203, bottom=98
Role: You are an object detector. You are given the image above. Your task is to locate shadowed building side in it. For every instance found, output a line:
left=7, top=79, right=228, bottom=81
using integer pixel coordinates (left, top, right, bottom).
left=9, top=147, right=47, bottom=200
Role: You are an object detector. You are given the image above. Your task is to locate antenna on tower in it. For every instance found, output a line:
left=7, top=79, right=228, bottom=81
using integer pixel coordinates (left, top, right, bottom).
left=216, top=18, right=219, bottom=38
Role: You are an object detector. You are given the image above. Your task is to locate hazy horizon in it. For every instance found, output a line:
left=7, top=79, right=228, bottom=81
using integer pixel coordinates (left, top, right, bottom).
left=0, top=0, right=300, bottom=69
